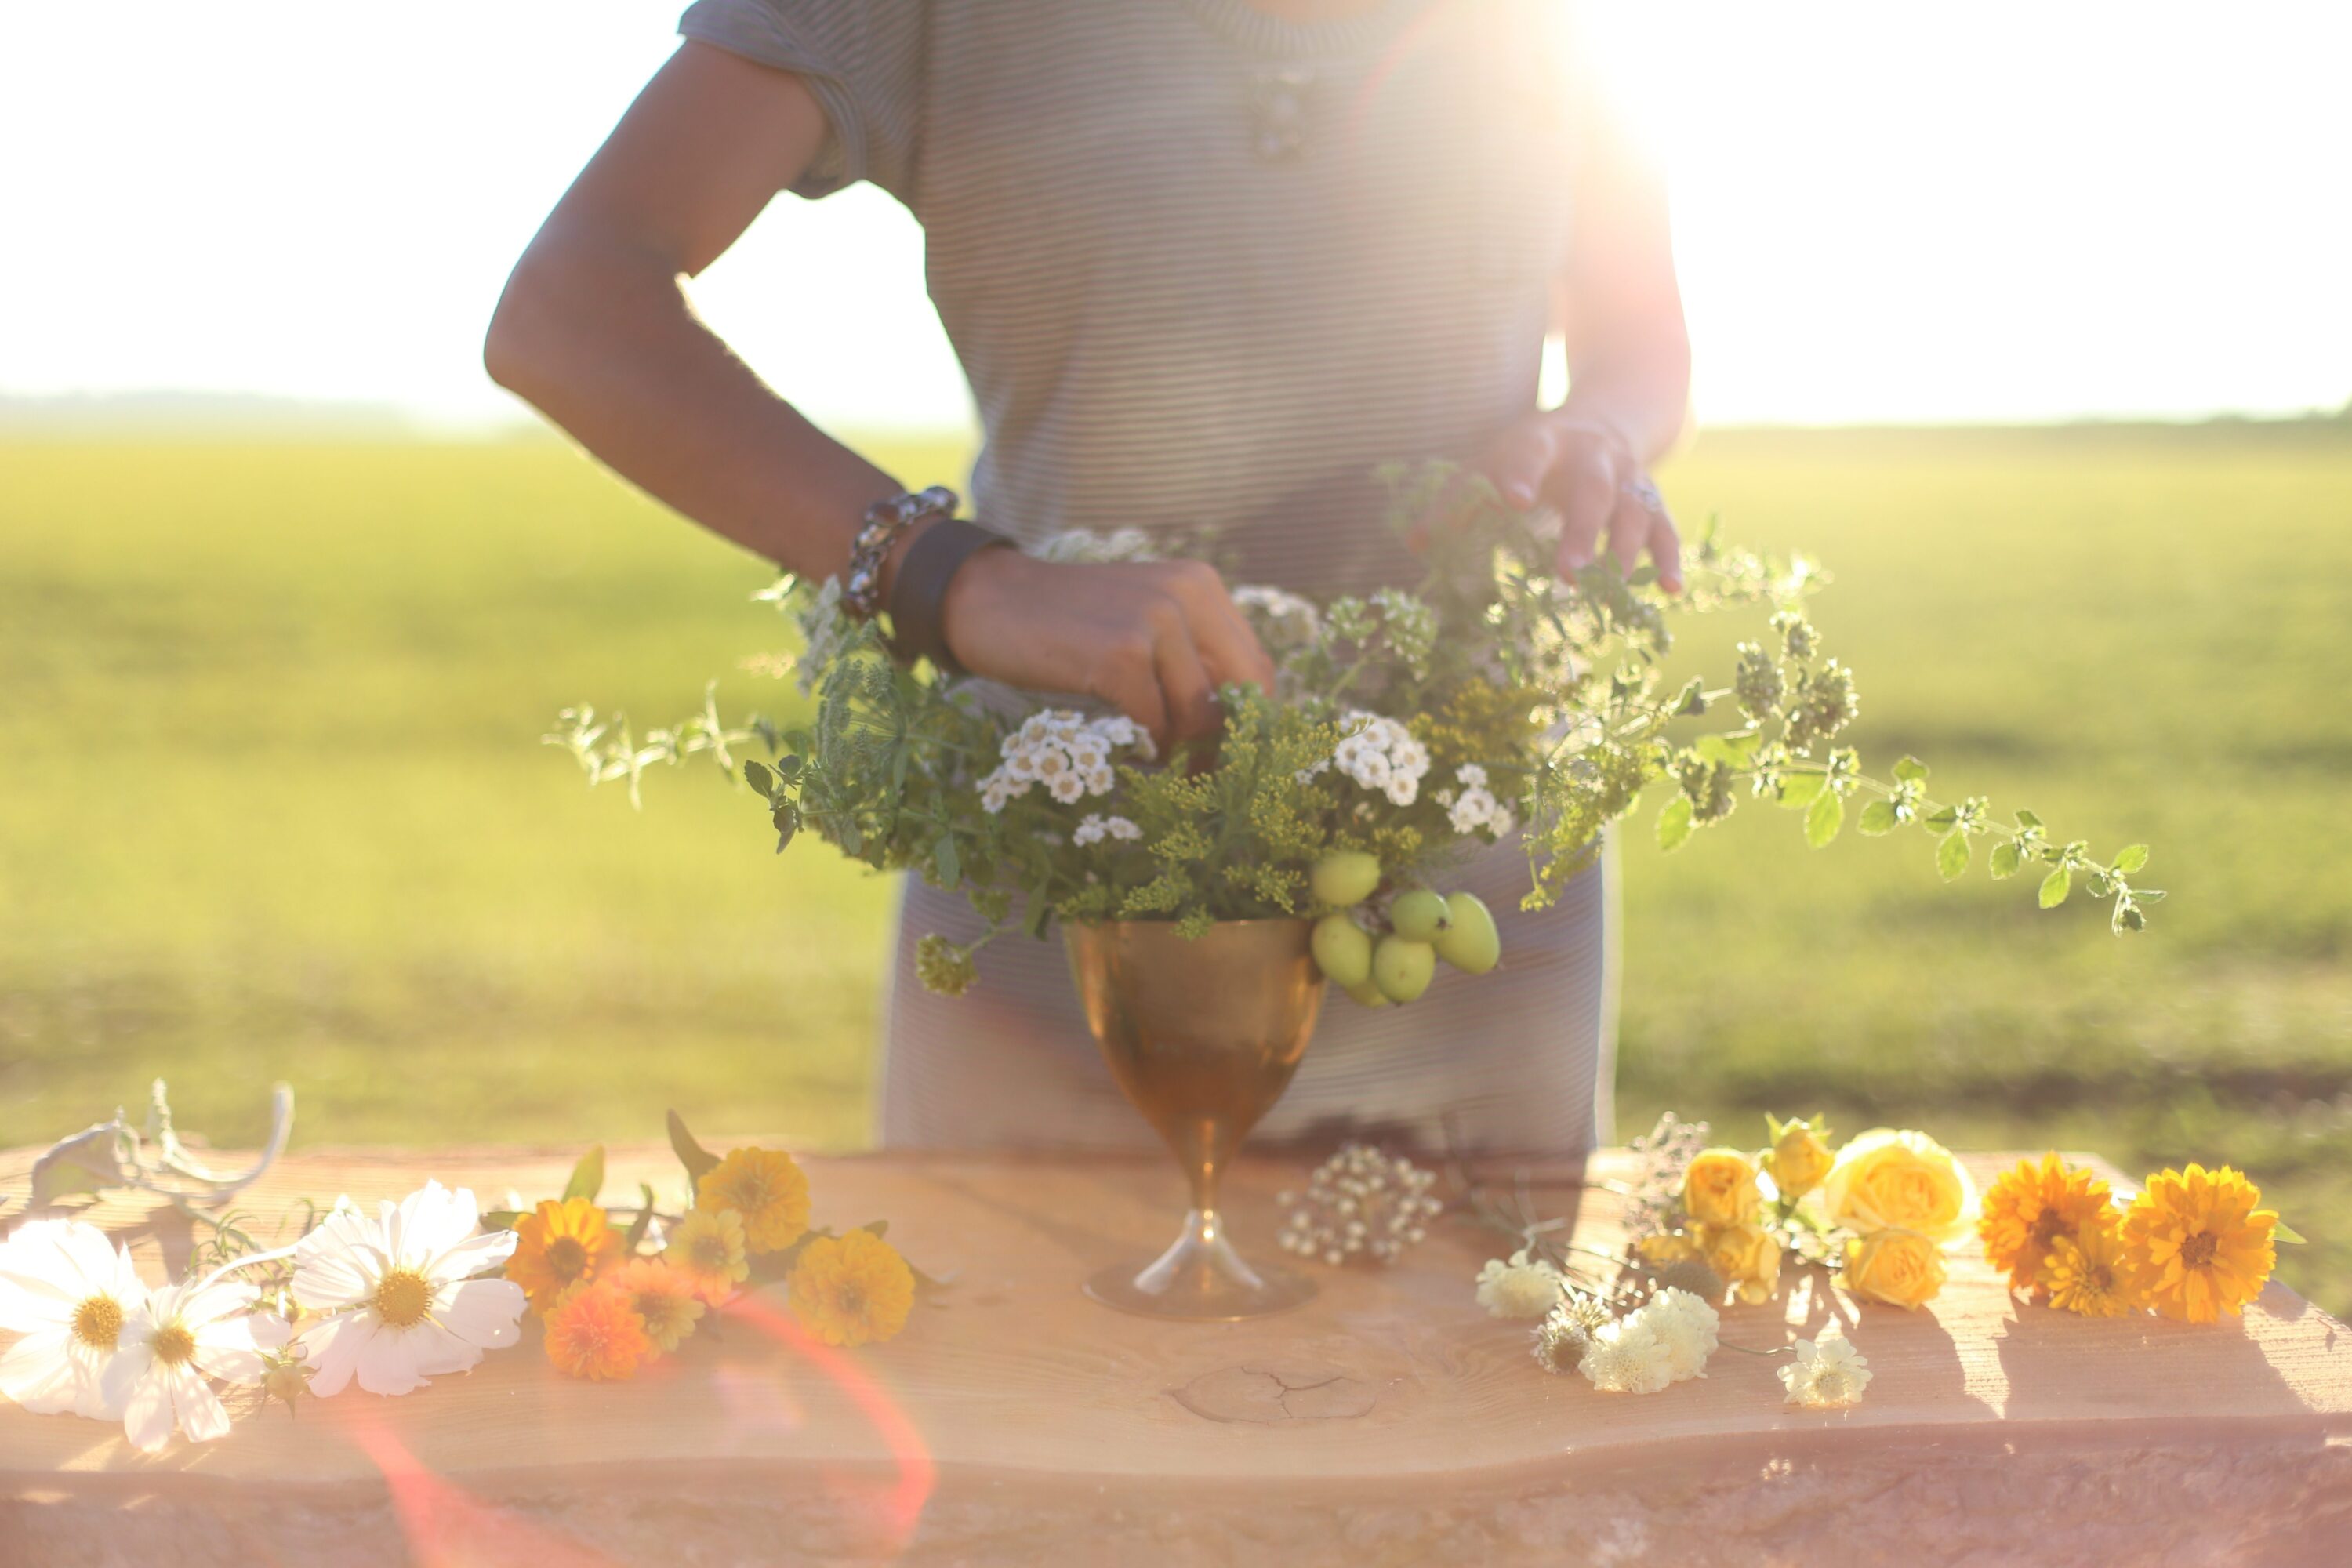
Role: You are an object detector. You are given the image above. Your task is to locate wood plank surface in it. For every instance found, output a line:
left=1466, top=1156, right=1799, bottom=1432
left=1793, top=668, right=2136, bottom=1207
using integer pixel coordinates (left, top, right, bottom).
left=2, top=1143, right=2347, bottom=1566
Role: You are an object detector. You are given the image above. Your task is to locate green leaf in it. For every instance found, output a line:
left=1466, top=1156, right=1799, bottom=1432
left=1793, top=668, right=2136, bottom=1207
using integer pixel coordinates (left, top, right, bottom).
left=1777, top=774, right=1827, bottom=808
left=621, top=1182, right=658, bottom=1254
left=1656, top=794, right=1695, bottom=852
left=2274, top=1220, right=2308, bottom=1245
left=2114, top=901, right=2146, bottom=934
left=1990, top=841, right=2023, bottom=880
left=1694, top=734, right=1755, bottom=767
left=482, top=1210, right=523, bottom=1232
left=1936, top=830, right=1970, bottom=882
left=2038, top=866, right=2071, bottom=909
left=562, top=1145, right=605, bottom=1204
left=1893, top=756, right=1929, bottom=784
left=743, top=759, right=775, bottom=796
left=860, top=1218, right=889, bottom=1238
left=1923, top=805, right=1958, bottom=833
left=667, top=1109, right=720, bottom=1189
left=2113, top=844, right=2150, bottom=874
left=1857, top=800, right=1900, bottom=836
left=2014, top=808, right=2043, bottom=830
left=935, top=833, right=960, bottom=889
left=1804, top=786, right=1844, bottom=848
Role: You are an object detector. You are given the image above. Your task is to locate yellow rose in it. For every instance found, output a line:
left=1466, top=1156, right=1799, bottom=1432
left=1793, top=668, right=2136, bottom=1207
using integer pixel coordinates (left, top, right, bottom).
left=1844, top=1225, right=1947, bottom=1309
left=1682, top=1148, right=1763, bottom=1229
left=1817, top=1128, right=1978, bottom=1243
left=1700, top=1221, right=1783, bottom=1305
left=1636, top=1229, right=1700, bottom=1265
left=1764, top=1117, right=1835, bottom=1201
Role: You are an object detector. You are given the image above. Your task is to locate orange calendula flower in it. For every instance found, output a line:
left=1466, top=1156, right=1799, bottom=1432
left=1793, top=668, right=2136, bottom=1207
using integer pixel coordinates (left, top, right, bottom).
left=543, top=1279, right=651, bottom=1381
left=697, top=1147, right=812, bottom=1255
left=664, top=1207, right=750, bottom=1305
left=1978, top=1153, right=2113, bottom=1296
left=612, top=1257, right=705, bottom=1353
left=788, top=1229, right=915, bottom=1348
left=506, top=1197, right=622, bottom=1314
left=2039, top=1214, right=2140, bottom=1318
left=2120, top=1163, right=2278, bottom=1323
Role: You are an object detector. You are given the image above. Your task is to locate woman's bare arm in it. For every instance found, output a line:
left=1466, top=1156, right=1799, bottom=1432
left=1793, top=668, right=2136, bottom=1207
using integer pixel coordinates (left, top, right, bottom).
left=485, top=44, right=1269, bottom=750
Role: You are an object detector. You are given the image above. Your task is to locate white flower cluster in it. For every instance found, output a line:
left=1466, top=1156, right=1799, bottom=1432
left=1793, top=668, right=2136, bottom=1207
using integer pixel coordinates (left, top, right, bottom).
left=1033, top=527, right=1162, bottom=564
left=1231, top=584, right=1323, bottom=653
left=1474, top=1247, right=1566, bottom=1320
left=977, top=710, right=1153, bottom=813
left=1436, top=762, right=1516, bottom=839
left=1332, top=710, right=1431, bottom=807
left=1779, top=1331, right=1872, bottom=1408
left=789, top=576, right=856, bottom=696
left=1537, top=1286, right=1721, bottom=1395
left=1073, top=813, right=1142, bottom=847
left=1276, top=1144, right=1443, bottom=1266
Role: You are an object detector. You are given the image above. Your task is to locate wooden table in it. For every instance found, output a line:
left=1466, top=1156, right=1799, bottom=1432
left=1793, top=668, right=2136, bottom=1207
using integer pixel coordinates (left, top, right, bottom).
left=2, top=1143, right=2347, bottom=1566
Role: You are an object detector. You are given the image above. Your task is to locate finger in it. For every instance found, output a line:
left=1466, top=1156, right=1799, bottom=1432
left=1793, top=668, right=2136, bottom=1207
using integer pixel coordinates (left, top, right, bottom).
left=1649, top=509, right=1685, bottom=594
left=1166, top=564, right=1276, bottom=693
left=1604, top=490, right=1650, bottom=574
left=1088, top=633, right=1170, bottom=753
left=1152, top=617, right=1219, bottom=751
left=1478, top=419, right=1559, bottom=513
left=1548, top=449, right=1618, bottom=575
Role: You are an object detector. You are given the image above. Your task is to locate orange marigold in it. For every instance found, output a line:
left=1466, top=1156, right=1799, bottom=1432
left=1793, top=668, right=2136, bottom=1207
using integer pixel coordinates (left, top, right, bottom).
left=1977, top=1153, right=2111, bottom=1295
left=506, top=1197, right=622, bottom=1314
left=788, top=1229, right=915, bottom=1348
left=2120, top=1163, right=2278, bottom=1323
left=2039, top=1213, right=2141, bottom=1318
left=612, top=1256, right=705, bottom=1353
left=696, top=1147, right=811, bottom=1255
left=543, top=1279, right=652, bottom=1381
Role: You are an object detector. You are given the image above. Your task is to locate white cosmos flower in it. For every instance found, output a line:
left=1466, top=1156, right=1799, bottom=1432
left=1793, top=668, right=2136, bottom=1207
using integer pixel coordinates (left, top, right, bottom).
left=104, top=1274, right=289, bottom=1453
left=0, top=1218, right=148, bottom=1418
left=289, top=1181, right=524, bottom=1398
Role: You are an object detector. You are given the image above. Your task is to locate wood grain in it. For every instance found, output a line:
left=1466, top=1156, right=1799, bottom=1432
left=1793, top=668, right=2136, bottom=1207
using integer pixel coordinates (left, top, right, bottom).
left=2, top=1143, right=2347, bottom=1566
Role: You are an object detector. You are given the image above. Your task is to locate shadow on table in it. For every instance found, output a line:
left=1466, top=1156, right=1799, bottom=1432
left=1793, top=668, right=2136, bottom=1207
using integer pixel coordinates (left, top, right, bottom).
left=1780, top=1269, right=1998, bottom=1420
left=1991, top=1288, right=2320, bottom=1422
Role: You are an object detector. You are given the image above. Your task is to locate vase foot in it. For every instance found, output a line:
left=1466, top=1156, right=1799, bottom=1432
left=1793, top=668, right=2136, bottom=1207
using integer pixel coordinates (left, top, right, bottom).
left=1083, top=1218, right=1317, bottom=1321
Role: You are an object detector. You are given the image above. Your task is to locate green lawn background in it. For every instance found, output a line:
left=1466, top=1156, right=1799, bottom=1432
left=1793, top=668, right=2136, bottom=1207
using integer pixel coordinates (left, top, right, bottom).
left=3, top=426, right=2347, bottom=1314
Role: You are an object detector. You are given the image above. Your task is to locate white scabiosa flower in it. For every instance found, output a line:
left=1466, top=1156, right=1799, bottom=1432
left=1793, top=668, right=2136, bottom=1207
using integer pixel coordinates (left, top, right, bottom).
left=104, top=1275, right=289, bottom=1453
left=289, top=1181, right=524, bottom=1398
left=0, top=1218, right=148, bottom=1418
left=1779, top=1332, right=1873, bottom=1408
left=1640, top=1287, right=1722, bottom=1381
left=1474, top=1249, right=1565, bottom=1320
left=1577, top=1313, right=1677, bottom=1395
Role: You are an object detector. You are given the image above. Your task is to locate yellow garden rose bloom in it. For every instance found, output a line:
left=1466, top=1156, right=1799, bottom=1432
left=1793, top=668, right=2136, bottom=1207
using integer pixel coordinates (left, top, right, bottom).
left=1843, top=1225, right=1947, bottom=1309
left=1817, top=1128, right=1978, bottom=1243
left=1699, top=1221, right=1783, bottom=1305
left=1682, top=1148, right=1763, bottom=1229
left=1764, top=1119, right=1835, bottom=1201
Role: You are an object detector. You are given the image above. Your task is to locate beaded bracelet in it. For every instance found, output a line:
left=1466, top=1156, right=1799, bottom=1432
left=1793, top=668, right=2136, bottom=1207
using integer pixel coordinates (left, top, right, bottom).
left=843, top=485, right=959, bottom=619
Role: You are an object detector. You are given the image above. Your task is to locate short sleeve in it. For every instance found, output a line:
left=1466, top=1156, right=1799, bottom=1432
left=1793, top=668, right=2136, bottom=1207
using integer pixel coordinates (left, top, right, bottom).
left=677, top=0, right=926, bottom=201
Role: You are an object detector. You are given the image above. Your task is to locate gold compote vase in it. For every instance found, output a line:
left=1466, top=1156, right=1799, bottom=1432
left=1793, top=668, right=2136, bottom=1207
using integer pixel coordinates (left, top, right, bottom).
left=1063, top=917, right=1325, bottom=1320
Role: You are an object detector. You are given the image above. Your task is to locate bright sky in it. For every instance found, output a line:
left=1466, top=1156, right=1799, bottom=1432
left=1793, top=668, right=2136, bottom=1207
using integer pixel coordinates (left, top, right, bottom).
left=2, top=2, right=2346, bottom=432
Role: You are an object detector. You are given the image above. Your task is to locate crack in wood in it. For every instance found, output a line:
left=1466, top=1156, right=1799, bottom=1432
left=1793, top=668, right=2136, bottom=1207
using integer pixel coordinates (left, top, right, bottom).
left=1169, top=1364, right=1377, bottom=1425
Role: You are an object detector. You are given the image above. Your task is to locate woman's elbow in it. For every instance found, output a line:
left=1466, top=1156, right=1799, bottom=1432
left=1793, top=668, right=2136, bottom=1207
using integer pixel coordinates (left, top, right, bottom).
left=482, top=261, right=552, bottom=397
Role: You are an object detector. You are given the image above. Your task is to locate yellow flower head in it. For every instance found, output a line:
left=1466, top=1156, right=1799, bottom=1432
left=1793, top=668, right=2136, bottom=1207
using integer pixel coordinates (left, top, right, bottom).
left=788, top=1229, right=915, bottom=1348
left=697, top=1147, right=812, bottom=1255
left=1817, top=1128, right=1978, bottom=1244
left=2039, top=1214, right=2141, bottom=1318
left=664, top=1207, right=750, bottom=1305
left=1682, top=1148, right=1763, bottom=1230
left=1698, top=1221, right=1783, bottom=1306
left=612, top=1256, right=706, bottom=1353
left=506, top=1197, right=622, bottom=1314
left=1635, top=1229, right=1700, bottom=1267
left=2120, top=1163, right=2276, bottom=1323
left=1764, top=1116, right=1835, bottom=1202
left=1978, top=1152, right=2113, bottom=1296
left=1842, top=1225, right=1947, bottom=1310
left=543, top=1279, right=651, bottom=1381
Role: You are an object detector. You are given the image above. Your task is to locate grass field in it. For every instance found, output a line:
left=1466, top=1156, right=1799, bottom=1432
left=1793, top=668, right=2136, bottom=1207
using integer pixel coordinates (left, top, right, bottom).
left=3, top=426, right=2347, bottom=1316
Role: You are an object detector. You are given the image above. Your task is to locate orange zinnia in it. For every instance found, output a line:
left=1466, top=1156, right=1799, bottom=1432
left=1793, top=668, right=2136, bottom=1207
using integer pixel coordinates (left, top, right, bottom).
left=1977, top=1153, right=2111, bottom=1295
left=506, top=1197, right=622, bottom=1314
left=696, top=1147, right=811, bottom=1254
left=2120, top=1163, right=2277, bottom=1323
left=543, top=1280, right=651, bottom=1381
left=787, top=1230, right=915, bottom=1348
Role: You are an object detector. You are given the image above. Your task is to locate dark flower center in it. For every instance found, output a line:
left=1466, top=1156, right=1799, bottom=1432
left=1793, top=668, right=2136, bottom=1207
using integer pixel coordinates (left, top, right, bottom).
left=546, top=1236, right=589, bottom=1279
left=2180, top=1231, right=2218, bottom=1269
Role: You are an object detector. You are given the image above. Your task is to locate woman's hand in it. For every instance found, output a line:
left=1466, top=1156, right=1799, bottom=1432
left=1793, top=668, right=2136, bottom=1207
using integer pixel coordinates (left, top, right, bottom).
left=1479, top=412, right=1684, bottom=595
left=939, top=551, right=1276, bottom=755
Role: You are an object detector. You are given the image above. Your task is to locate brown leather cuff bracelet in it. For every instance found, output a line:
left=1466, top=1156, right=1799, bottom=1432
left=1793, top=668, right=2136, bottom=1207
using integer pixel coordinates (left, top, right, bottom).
left=886, top=516, right=1014, bottom=678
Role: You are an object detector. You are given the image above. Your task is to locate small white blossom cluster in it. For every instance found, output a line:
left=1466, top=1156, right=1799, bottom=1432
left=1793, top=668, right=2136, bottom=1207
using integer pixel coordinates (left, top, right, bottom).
left=1033, top=527, right=1162, bottom=564
left=1072, top=813, right=1142, bottom=847
left=1231, top=585, right=1323, bottom=653
left=1535, top=1286, right=1720, bottom=1395
left=977, top=711, right=1153, bottom=813
left=1436, top=762, right=1516, bottom=839
left=1779, top=1332, right=1872, bottom=1408
left=1331, top=711, right=1431, bottom=807
left=1276, top=1144, right=1443, bottom=1266
left=1474, top=1247, right=1566, bottom=1319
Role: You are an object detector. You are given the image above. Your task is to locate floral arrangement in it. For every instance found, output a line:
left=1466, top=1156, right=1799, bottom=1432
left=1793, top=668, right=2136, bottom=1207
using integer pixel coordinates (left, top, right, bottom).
left=550, top=461, right=2158, bottom=1004
left=0, top=1087, right=931, bottom=1452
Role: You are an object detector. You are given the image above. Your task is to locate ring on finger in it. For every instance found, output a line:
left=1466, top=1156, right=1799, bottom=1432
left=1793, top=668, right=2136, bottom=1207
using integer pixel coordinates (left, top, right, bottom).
left=1620, top=475, right=1666, bottom=516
